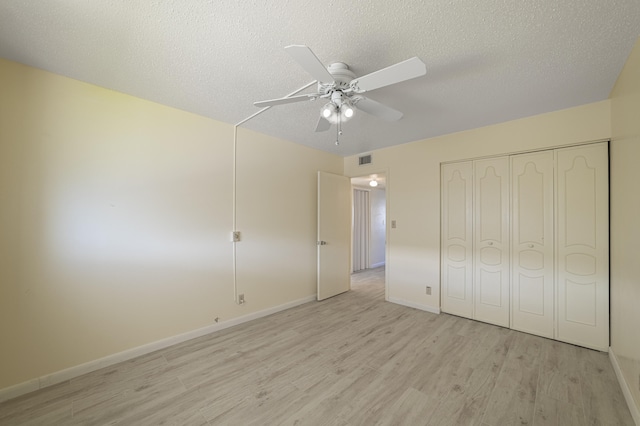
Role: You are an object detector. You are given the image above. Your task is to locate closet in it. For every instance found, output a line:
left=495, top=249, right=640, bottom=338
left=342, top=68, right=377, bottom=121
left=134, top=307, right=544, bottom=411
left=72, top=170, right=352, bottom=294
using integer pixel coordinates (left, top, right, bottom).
left=441, top=142, right=609, bottom=351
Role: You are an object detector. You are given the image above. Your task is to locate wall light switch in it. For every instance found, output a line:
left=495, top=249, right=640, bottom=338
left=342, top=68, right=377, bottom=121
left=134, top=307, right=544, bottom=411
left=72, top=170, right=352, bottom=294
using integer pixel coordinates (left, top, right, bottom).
left=391, top=220, right=397, bottom=229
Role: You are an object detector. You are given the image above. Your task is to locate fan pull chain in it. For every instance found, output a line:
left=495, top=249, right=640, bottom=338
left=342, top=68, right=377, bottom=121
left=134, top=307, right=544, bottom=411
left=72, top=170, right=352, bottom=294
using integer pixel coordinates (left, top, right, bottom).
left=336, top=114, right=342, bottom=145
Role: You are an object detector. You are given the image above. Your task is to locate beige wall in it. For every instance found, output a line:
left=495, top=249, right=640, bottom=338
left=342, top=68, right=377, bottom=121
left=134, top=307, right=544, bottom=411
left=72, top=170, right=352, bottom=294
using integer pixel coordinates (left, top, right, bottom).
left=234, top=126, right=342, bottom=308
left=610, top=37, right=640, bottom=415
left=0, top=58, right=342, bottom=390
left=344, top=101, right=611, bottom=311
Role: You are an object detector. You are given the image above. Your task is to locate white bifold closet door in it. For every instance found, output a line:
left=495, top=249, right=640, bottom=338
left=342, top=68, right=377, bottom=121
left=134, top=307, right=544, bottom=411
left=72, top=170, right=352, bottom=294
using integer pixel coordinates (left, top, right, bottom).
left=441, top=143, right=609, bottom=350
left=441, top=161, right=473, bottom=319
left=511, top=151, right=555, bottom=338
left=555, top=143, right=609, bottom=351
left=474, top=157, right=510, bottom=327
left=441, top=158, right=509, bottom=327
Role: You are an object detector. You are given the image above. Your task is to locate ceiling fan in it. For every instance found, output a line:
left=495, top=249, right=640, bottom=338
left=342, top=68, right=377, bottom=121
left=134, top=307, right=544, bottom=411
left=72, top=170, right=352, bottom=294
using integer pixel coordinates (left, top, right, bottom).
left=254, top=45, right=427, bottom=138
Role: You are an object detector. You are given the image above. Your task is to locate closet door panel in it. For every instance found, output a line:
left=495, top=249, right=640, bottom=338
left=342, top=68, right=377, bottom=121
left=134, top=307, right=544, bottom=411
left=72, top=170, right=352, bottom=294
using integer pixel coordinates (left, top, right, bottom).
left=441, top=162, right=473, bottom=318
left=556, top=143, right=609, bottom=351
left=511, top=151, right=554, bottom=338
left=474, top=157, right=510, bottom=327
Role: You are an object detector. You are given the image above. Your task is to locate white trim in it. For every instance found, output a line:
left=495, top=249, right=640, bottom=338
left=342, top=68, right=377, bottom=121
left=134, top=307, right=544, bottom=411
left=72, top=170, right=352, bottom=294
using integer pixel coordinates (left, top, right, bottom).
left=609, top=347, right=640, bottom=425
left=388, top=297, right=440, bottom=315
left=0, top=294, right=316, bottom=403
left=370, top=261, right=386, bottom=268
left=440, top=138, right=610, bottom=165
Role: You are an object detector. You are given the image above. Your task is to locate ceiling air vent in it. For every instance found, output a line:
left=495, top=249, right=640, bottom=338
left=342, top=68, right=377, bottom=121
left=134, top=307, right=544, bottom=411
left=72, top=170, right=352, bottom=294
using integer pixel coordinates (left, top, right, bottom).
left=358, top=154, right=372, bottom=166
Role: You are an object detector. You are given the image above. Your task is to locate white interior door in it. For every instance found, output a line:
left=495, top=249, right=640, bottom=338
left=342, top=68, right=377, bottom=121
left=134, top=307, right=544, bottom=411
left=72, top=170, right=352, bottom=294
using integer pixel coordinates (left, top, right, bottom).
left=441, top=161, right=474, bottom=318
left=511, top=151, right=555, bottom=338
left=555, top=143, right=609, bottom=351
left=474, top=157, right=510, bottom=327
left=317, top=171, right=351, bottom=301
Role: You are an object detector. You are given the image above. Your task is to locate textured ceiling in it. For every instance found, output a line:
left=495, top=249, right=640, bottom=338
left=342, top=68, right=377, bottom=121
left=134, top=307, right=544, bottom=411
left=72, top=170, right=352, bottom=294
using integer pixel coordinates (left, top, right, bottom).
left=1, top=1, right=639, bottom=157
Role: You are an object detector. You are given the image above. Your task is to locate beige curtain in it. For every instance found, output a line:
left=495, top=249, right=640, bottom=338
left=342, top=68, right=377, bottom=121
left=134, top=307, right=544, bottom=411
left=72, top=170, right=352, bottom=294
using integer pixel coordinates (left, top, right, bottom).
left=352, top=189, right=370, bottom=272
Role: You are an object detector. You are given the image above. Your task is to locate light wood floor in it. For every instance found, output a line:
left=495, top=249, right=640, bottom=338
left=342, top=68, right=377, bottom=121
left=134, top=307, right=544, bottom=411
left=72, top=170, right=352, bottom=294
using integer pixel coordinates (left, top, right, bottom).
left=0, top=267, right=634, bottom=425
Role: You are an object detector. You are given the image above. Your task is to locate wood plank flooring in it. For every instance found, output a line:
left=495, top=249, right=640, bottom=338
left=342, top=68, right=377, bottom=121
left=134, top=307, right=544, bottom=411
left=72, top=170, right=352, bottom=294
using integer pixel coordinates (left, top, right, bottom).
left=0, top=267, right=634, bottom=425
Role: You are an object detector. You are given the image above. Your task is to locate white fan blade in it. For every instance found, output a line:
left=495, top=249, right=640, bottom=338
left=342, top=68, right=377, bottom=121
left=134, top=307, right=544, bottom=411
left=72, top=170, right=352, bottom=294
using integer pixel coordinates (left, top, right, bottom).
left=254, top=94, right=315, bottom=108
left=285, top=45, right=335, bottom=83
left=351, top=57, right=426, bottom=92
left=354, top=97, right=403, bottom=121
left=315, top=115, right=331, bottom=132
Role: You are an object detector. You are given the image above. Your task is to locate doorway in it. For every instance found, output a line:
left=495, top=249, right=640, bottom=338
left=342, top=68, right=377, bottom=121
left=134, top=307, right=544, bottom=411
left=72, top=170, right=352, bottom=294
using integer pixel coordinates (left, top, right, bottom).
left=350, top=173, right=386, bottom=297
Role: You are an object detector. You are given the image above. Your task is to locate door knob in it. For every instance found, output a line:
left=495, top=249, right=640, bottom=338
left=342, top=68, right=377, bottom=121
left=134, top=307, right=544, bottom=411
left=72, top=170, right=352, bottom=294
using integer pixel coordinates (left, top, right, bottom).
left=317, top=241, right=327, bottom=245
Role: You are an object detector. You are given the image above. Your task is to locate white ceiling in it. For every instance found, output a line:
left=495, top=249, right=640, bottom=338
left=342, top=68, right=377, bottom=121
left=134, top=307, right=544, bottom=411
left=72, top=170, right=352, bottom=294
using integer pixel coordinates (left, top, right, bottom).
left=1, top=1, right=638, bottom=157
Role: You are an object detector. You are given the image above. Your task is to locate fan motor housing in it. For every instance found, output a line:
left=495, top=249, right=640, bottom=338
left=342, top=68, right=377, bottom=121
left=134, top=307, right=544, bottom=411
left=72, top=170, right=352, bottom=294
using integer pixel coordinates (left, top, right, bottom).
left=319, top=62, right=356, bottom=92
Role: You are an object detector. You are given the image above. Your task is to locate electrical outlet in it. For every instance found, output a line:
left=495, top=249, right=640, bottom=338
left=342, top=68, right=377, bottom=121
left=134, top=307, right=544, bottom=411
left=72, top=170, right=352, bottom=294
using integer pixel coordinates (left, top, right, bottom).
left=231, top=231, right=241, bottom=242
left=238, top=294, right=245, bottom=304
left=426, top=286, right=432, bottom=295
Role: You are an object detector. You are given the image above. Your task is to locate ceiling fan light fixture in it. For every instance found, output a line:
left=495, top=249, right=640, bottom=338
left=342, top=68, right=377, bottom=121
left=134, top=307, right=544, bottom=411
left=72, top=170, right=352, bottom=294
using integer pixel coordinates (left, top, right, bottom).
left=321, top=102, right=338, bottom=120
left=341, top=100, right=355, bottom=120
left=369, top=180, right=378, bottom=187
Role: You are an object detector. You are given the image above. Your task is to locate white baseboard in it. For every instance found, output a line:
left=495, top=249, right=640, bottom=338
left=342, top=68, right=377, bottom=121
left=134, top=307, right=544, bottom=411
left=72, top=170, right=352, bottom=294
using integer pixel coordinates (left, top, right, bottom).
left=0, top=294, right=316, bottom=403
left=388, top=297, right=440, bottom=315
left=370, top=261, right=386, bottom=268
left=609, top=347, right=640, bottom=425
